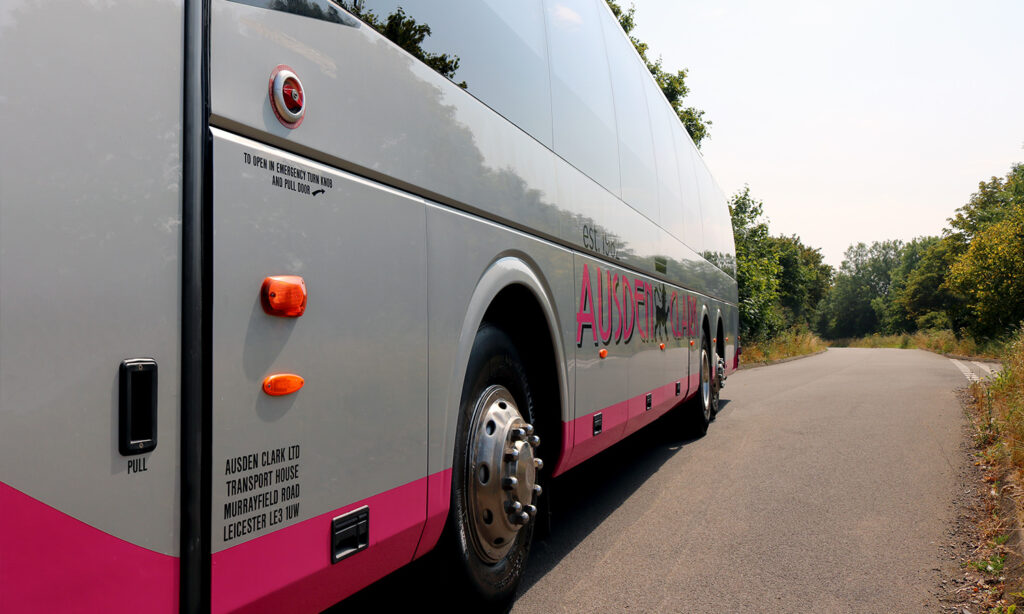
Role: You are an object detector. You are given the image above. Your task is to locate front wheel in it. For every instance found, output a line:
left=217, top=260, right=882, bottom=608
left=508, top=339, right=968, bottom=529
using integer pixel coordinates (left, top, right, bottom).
left=444, top=325, right=543, bottom=609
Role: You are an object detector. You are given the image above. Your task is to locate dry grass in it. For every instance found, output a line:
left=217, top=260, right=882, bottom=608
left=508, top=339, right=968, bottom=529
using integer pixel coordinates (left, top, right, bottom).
left=975, top=331, right=1024, bottom=467
left=740, top=328, right=827, bottom=365
left=828, top=330, right=1006, bottom=359
left=966, top=330, right=1024, bottom=610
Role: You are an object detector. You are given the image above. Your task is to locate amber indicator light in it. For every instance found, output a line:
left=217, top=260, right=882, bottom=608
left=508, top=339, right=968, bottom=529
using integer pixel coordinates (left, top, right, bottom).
left=599, top=349, right=608, bottom=359
left=263, top=373, right=304, bottom=396
left=261, top=275, right=307, bottom=317
left=659, top=343, right=666, bottom=350
left=689, top=340, right=695, bottom=346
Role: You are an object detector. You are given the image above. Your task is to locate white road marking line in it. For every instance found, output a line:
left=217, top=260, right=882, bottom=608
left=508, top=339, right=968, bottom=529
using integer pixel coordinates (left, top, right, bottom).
left=972, top=361, right=994, bottom=376
left=950, top=359, right=979, bottom=382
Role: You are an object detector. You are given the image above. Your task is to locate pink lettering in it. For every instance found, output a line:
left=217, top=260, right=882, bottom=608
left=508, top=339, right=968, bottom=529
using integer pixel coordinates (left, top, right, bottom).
left=576, top=263, right=597, bottom=345
left=611, top=274, right=622, bottom=342
left=634, top=279, right=646, bottom=340
left=597, top=268, right=612, bottom=344
left=622, top=279, right=634, bottom=342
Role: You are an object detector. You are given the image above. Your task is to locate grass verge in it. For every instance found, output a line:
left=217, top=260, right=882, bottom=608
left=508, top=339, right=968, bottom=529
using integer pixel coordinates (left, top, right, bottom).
left=829, top=329, right=1007, bottom=359
left=739, top=327, right=827, bottom=365
left=962, top=328, right=1024, bottom=611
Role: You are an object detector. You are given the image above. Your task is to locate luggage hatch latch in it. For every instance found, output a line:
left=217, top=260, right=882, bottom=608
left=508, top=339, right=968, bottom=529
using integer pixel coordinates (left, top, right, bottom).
left=331, top=506, right=369, bottom=564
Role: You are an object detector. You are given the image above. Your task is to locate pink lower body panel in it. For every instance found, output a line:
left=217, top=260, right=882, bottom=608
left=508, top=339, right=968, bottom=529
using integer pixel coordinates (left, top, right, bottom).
left=0, top=481, right=178, bottom=614
left=211, top=474, right=430, bottom=614
left=412, top=468, right=452, bottom=560
left=553, top=378, right=696, bottom=477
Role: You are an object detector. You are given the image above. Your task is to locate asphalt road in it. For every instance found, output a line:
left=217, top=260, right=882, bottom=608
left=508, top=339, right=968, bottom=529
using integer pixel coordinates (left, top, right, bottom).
left=341, top=348, right=986, bottom=612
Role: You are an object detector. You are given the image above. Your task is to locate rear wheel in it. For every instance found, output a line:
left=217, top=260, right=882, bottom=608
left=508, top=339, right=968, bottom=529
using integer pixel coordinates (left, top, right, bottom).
left=710, top=345, right=722, bottom=419
left=680, top=334, right=714, bottom=437
left=445, top=325, right=543, bottom=609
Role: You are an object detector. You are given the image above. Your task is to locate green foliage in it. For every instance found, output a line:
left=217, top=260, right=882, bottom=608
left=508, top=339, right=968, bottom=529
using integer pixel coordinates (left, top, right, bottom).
left=878, top=236, right=943, bottom=333
left=729, top=187, right=782, bottom=341
left=968, top=552, right=1006, bottom=574
left=948, top=200, right=1024, bottom=338
left=816, top=240, right=903, bottom=338
left=768, top=235, right=833, bottom=328
left=605, top=1, right=711, bottom=147
left=947, top=164, right=1024, bottom=250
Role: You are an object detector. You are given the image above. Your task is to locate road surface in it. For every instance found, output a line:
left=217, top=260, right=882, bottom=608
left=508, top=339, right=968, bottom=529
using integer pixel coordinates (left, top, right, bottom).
left=342, top=348, right=992, bottom=612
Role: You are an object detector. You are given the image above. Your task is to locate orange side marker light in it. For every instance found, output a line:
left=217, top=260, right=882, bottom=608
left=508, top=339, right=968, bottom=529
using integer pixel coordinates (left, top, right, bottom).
left=599, top=349, right=608, bottom=359
left=261, top=275, right=307, bottom=317
left=659, top=343, right=666, bottom=350
left=689, top=340, right=695, bottom=346
left=263, top=373, right=304, bottom=396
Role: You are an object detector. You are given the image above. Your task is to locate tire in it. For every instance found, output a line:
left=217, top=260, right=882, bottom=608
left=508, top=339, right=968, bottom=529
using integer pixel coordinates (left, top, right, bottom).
left=679, top=333, right=714, bottom=438
left=709, top=344, right=722, bottom=420
left=443, top=324, right=543, bottom=610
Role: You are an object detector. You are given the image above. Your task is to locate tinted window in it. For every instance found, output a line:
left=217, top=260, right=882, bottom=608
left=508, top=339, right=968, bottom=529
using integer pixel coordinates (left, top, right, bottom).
left=341, top=0, right=554, bottom=147
left=601, top=8, right=658, bottom=221
left=645, top=79, right=683, bottom=239
left=673, top=124, right=704, bottom=252
left=544, top=0, right=621, bottom=195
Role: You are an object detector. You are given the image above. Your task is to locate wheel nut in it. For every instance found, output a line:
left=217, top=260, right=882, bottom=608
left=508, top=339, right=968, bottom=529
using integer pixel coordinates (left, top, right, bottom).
left=518, top=511, right=530, bottom=524
left=508, top=513, right=524, bottom=526
left=533, top=458, right=544, bottom=470
left=524, top=504, right=537, bottom=517
left=511, top=428, right=526, bottom=441
left=527, top=435, right=540, bottom=448
left=505, top=500, right=522, bottom=514
left=502, top=476, right=518, bottom=490
left=532, top=484, right=542, bottom=497
left=504, top=448, right=519, bottom=462
left=523, top=424, right=534, bottom=436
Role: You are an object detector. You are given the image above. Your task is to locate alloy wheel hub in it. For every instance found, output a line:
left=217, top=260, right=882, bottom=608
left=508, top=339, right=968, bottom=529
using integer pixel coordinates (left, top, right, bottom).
left=467, top=385, right=542, bottom=563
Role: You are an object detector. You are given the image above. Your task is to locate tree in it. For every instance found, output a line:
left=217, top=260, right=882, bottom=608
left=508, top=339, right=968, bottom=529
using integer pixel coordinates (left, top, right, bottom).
left=948, top=202, right=1024, bottom=338
left=605, top=1, right=711, bottom=147
left=877, top=236, right=941, bottom=333
left=817, top=241, right=902, bottom=338
left=769, top=235, right=833, bottom=328
left=729, top=187, right=781, bottom=341
left=946, top=164, right=1024, bottom=250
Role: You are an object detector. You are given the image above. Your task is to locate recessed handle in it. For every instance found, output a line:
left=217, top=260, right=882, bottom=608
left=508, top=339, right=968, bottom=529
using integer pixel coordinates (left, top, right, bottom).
left=119, top=358, right=157, bottom=456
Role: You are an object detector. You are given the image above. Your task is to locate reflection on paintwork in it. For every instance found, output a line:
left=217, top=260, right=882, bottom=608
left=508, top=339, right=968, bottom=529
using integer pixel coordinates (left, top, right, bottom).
left=342, top=0, right=554, bottom=146
left=211, top=0, right=736, bottom=304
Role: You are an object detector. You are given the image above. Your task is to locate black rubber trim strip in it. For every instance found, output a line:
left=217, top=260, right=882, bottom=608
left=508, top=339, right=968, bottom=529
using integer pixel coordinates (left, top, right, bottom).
left=226, top=0, right=360, bottom=26
left=181, top=0, right=212, bottom=609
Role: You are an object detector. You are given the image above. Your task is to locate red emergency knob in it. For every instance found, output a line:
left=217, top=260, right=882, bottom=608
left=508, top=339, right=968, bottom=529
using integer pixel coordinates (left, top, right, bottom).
left=269, top=65, right=306, bottom=129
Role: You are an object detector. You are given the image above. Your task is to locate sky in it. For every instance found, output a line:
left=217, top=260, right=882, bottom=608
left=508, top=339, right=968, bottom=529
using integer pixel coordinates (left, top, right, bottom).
left=633, top=0, right=1024, bottom=266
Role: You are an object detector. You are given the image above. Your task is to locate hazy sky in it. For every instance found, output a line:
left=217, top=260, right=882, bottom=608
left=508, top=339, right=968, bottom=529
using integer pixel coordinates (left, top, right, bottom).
left=633, top=0, right=1024, bottom=266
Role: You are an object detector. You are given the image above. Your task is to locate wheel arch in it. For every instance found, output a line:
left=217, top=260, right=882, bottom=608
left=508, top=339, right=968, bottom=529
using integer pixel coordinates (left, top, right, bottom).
left=714, top=308, right=725, bottom=361
left=446, top=255, right=570, bottom=478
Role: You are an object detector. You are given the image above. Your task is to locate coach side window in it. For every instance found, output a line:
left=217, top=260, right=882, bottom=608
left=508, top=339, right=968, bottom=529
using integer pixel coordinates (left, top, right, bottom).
left=600, top=5, right=659, bottom=223
left=339, top=0, right=554, bottom=148
left=673, top=124, right=705, bottom=253
left=544, top=0, right=622, bottom=196
left=645, top=78, right=685, bottom=240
